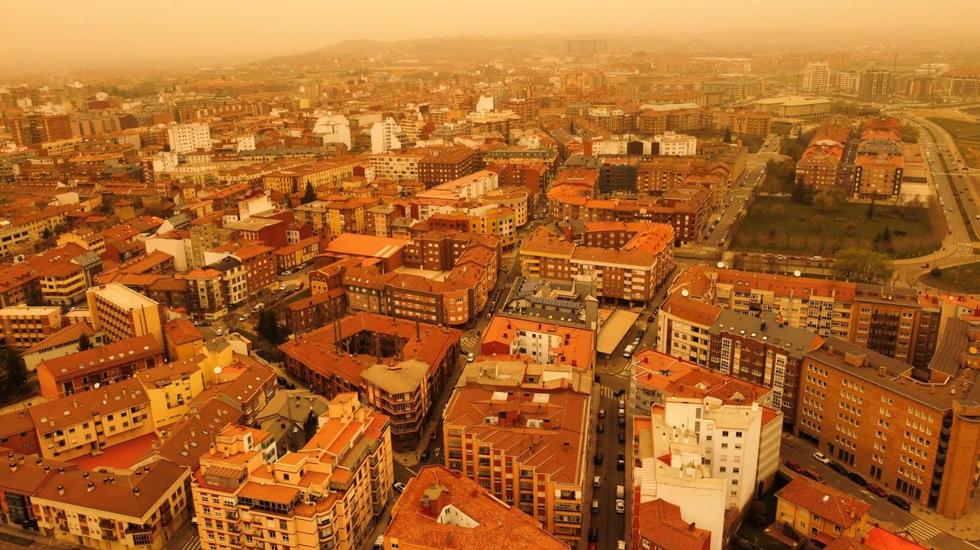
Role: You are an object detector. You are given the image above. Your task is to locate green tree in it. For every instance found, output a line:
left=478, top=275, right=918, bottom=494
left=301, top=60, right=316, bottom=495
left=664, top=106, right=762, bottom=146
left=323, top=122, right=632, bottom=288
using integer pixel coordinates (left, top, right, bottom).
left=866, top=198, right=876, bottom=220
left=833, top=248, right=894, bottom=283
left=791, top=182, right=814, bottom=204
left=813, top=188, right=845, bottom=213
left=302, top=182, right=317, bottom=204
left=0, top=345, right=27, bottom=402
left=723, top=126, right=732, bottom=144
left=257, top=310, right=287, bottom=346
left=78, top=332, right=92, bottom=351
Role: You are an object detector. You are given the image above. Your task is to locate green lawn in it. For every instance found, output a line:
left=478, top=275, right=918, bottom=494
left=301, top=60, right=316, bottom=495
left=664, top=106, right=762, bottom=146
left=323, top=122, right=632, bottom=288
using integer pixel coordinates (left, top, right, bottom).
left=920, top=262, right=980, bottom=294
left=928, top=117, right=980, bottom=168
left=732, top=197, right=943, bottom=258
left=961, top=106, right=980, bottom=117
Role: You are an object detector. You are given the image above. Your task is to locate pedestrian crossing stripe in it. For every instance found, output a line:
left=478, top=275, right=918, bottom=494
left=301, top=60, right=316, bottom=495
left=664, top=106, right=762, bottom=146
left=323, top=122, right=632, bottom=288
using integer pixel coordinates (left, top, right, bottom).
left=180, top=536, right=202, bottom=550
left=904, top=519, right=942, bottom=542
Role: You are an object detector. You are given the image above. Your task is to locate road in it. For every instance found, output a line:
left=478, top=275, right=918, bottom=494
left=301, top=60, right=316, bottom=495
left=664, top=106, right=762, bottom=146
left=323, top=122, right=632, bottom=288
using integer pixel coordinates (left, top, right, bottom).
left=681, top=158, right=767, bottom=260
left=891, top=113, right=980, bottom=286
left=780, top=434, right=980, bottom=550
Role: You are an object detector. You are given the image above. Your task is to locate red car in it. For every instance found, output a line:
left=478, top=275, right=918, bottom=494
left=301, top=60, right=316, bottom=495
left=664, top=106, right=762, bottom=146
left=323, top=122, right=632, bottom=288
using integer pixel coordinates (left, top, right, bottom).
left=783, top=459, right=804, bottom=473
left=867, top=483, right=889, bottom=497
left=801, top=467, right=824, bottom=482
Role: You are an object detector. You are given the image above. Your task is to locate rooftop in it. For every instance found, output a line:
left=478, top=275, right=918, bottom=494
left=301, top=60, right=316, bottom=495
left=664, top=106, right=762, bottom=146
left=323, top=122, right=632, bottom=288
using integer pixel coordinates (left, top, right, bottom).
left=777, top=476, right=871, bottom=528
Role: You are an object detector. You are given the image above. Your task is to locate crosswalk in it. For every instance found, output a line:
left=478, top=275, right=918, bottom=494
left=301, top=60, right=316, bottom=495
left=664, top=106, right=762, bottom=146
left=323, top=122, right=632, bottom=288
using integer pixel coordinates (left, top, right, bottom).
left=176, top=534, right=201, bottom=550
left=904, top=519, right=943, bottom=543
left=461, top=334, right=480, bottom=349
left=599, top=385, right=617, bottom=399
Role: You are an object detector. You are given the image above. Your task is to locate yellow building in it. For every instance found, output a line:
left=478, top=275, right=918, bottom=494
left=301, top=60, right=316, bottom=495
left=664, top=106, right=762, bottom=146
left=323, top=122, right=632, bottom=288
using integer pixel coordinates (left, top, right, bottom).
left=31, top=459, right=190, bottom=550
left=191, top=393, right=393, bottom=550
left=135, top=359, right=207, bottom=429
left=86, top=283, right=164, bottom=347
left=29, top=378, right=154, bottom=460
left=775, top=477, right=872, bottom=545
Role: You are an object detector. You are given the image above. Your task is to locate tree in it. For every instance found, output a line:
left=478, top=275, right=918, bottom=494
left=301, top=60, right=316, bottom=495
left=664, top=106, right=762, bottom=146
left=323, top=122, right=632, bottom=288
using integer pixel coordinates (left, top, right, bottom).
left=791, top=182, right=814, bottom=204
left=832, top=248, right=894, bottom=283
left=813, top=188, right=845, bottom=213
left=929, top=267, right=943, bottom=278
left=0, top=345, right=27, bottom=402
left=723, top=126, right=732, bottom=144
left=41, top=227, right=52, bottom=241
left=866, top=198, right=876, bottom=220
left=301, top=182, right=317, bottom=204
left=78, top=332, right=92, bottom=351
left=257, top=310, right=287, bottom=346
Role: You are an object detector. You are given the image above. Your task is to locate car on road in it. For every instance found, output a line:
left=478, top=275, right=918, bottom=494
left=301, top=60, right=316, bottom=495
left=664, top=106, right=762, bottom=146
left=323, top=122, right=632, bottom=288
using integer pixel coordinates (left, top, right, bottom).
left=830, top=462, right=848, bottom=475
left=616, top=454, right=626, bottom=471
left=597, top=423, right=604, bottom=434
left=867, top=483, right=888, bottom=497
left=215, top=328, right=224, bottom=336
left=598, top=408, right=606, bottom=419
left=591, top=500, right=599, bottom=514
left=393, top=482, right=406, bottom=493
left=588, top=528, right=599, bottom=542
left=887, top=495, right=911, bottom=510
left=615, top=499, right=625, bottom=514
left=618, top=432, right=626, bottom=444
left=239, top=313, right=249, bottom=322
left=801, top=467, right=823, bottom=482
left=593, top=475, right=601, bottom=488
left=466, top=352, right=475, bottom=363
left=812, top=451, right=831, bottom=464
left=419, top=450, right=430, bottom=462
left=848, top=472, right=868, bottom=486
left=784, top=459, right=804, bottom=473
left=594, top=452, right=603, bottom=465
left=618, top=416, right=626, bottom=428
left=617, top=541, right=626, bottom=550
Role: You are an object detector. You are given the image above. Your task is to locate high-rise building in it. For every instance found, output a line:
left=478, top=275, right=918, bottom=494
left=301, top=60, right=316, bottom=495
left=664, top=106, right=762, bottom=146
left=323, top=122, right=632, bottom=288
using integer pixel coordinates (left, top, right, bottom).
left=86, top=283, right=164, bottom=347
left=166, top=122, right=211, bottom=153
left=370, top=117, right=405, bottom=154
left=442, top=360, right=591, bottom=544
left=801, top=62, right=831, bottom=93
left=190, top=393, right=393, bottom=550
left=858, top=70, right=894, bottom=101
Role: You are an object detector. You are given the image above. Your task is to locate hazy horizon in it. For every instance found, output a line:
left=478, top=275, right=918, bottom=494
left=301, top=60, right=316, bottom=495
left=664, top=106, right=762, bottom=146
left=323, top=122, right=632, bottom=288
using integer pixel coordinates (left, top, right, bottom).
left=2, top=0, right=980, bottom=76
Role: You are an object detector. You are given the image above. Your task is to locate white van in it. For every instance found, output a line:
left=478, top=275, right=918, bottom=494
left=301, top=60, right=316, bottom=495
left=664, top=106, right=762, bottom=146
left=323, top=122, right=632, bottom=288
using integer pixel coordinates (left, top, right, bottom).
left=616, top=484, right=625, bottom=499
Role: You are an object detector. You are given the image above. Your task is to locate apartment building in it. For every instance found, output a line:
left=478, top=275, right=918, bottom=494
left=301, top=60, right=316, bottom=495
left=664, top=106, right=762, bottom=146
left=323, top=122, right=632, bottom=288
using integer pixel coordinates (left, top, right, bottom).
left=520, top=223, right=675, bottom=304
left=279, top=313, right=460, bottom=449
left=190, top=393, right=393, bottom=550
left=796, top=334, right=980, bottom=517
left=656, top=293, right=722, bottom=366
left=631, top=395, right=771, bottom=550
left=417, top=146, right=478, bottom=186
left=273, top=236, right=319, bottom=274
left=370, top=151, right=422, bottom=181
left=775, top=477, right=872, bottom=544
left=442, top=360, right=591, bottom=544
left=852, top=140, right=904, bottom=200
left=632, top=499, right=711, bottom=550
left=186, top=268, right=227, bottom=321
left=796, top=140, right=845, bottom=191
left=86, top=283, right=164, bottom=347
left=383, top=465, right=569, bottom=550
left=261, top=159, right=357, bottom=195
left=30, top=378, right=153, bottom=460
left=0, top=305, right=63, bottom=350
left=30, top=459, right=190, bottom=550
left=167, top=122, right=211, bottom=153
left=36, top=334, right=164, bottom=398
left=481, top=314, right=596, bottom=370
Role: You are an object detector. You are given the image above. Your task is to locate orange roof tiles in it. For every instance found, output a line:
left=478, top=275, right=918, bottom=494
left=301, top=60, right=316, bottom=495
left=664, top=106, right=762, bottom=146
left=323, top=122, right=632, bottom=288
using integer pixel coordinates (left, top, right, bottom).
left=636, top=498, right=712, bottom=550
left=777, top=476, right=871, bottom=528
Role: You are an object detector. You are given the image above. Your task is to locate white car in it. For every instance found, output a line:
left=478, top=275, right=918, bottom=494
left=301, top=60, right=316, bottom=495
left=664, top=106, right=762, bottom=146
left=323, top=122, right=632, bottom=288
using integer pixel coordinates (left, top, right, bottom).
left=617, top=542, right=626, bottom=550
left=214, top=328, right=224, bottom=336
left=393, top=482, right=406, bottom=493
left=812, top=451, right=831, bottom=464
left=466, top=352, right=476, bottom=363
left=615, top=499, right=625, bottom=514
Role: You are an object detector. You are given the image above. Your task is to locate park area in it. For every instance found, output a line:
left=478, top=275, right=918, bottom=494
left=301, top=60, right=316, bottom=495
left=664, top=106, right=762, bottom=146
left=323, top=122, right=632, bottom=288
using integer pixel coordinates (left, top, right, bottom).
left=928, top=117, right=980, bottom=169
left=732, top=196, right=944, bottom=258
left=920, top=262, right=980, bottom=295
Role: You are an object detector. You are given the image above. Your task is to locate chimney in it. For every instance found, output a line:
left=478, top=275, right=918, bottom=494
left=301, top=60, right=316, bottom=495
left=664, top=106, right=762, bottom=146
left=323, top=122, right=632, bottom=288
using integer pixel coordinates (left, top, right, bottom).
left=87, top=482, right=95, bottom=493
left=689, top=522, right=697, bottom=531
left=57, top=484, right=64, bottom=496
left=9, top=462, right=16, bottom=472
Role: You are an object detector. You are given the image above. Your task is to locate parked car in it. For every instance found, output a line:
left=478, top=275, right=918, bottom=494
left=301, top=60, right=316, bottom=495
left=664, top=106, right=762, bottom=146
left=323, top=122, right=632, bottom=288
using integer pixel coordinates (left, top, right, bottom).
left=887, top=495, right=911, bottom=511
left=830, top=462, right=849, bottom=476
left=419, top=450, right=430, bottom=462
left=618, top=432, right=626, bottom=444
left=812, top=451, right=831, bottom=464
left=393, top=482, right=406, bottom=493
left=867, top=483, right=888, bottom=497
left=848, top=472, right=868, bottom=486
left=615, top=499, right=625, bottom=514
left=597, top=423, right=605, bottom=434
left=589, top=528, right=599, bottom=542
left=214, top=328, right=224, bottom=336
left=591, top=500, right=600, bottom=514
left=598, top=408, right=606, bottom=419
left=593, top=475, right=601, bottom=488
left=466, top=352, right=475, bottom=363
left=594, top=452, right=603, bottom=465
left=801, top=467, right=823, bottom=482
left=616, top=454, right=626, bottom=471
left=784, top=459, right=804, bottom=473
left=239, top=314, right=249, bottom=322
left=618, top=417, right=626, bottom=428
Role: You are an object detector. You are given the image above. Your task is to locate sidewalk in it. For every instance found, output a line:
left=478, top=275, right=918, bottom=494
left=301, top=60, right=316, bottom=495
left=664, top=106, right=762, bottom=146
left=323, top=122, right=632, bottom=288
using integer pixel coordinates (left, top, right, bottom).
left=911, top=500, right=980, bottom=541
left=0, top=524, right=71, bottom=550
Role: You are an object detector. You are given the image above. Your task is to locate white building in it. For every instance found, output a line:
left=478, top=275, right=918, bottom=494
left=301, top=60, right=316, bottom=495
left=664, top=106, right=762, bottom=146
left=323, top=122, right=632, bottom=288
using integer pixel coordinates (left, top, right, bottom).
left=370, top=117, right=404, bottom=154
left=836, top=71, right=859, bottom=94
left=167, top=122, right=211, bottom=153
left=235, top=135, right=256, bottom=152
left=633, top=397, right=770, bottom=550
left=653, top=132, right=698, bottom=156
left=801, top=62, right=831, bottom=93
left=475, top=95, right=494, bottom=113
left=314, top=113, right=352, bottom=150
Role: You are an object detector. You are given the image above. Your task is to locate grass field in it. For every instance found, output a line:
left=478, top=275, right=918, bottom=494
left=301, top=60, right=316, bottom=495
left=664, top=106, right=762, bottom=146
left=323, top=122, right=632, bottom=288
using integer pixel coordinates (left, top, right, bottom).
left=732, top=196, right=943, bottom=258
left=928, top=117, right=980, bottom=168
left=962, top=106, right=980, bottom=117
left=920, top=262, right=980, bottom=294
